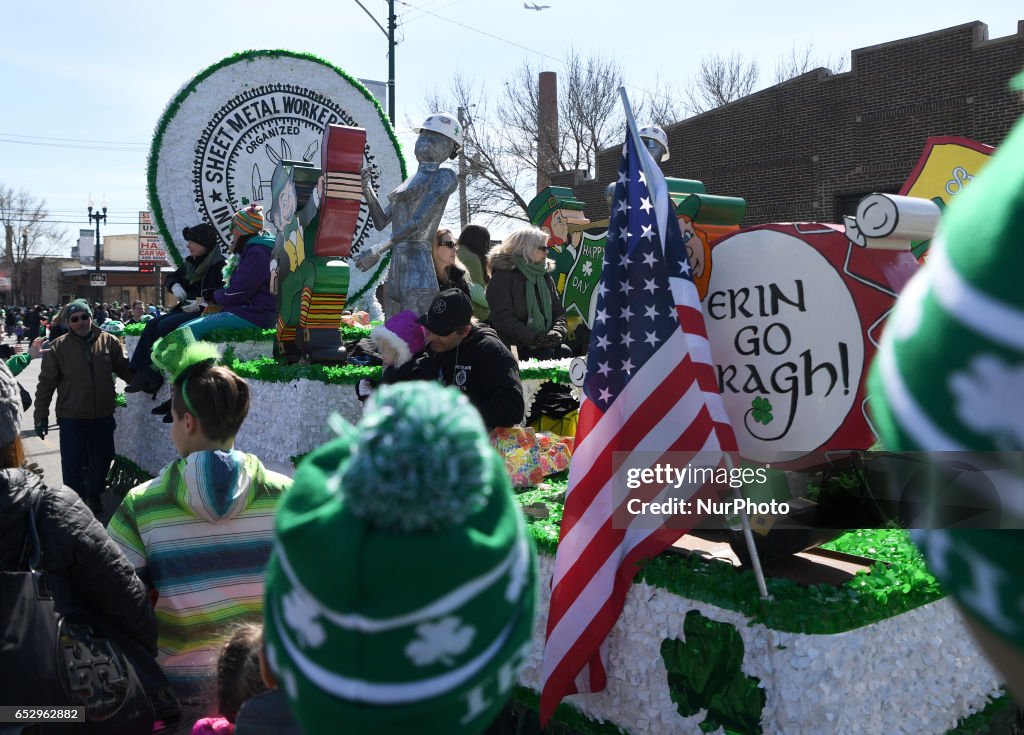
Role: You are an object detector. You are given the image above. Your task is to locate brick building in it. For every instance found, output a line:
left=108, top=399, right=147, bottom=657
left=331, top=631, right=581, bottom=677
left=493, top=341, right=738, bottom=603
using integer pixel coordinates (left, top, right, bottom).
left=553, top=20, right=1024, bottom=225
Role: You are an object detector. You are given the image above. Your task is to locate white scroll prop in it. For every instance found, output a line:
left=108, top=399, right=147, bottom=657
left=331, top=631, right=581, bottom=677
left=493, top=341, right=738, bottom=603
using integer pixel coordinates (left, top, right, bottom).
left=845, top=193, right=941, bottom=250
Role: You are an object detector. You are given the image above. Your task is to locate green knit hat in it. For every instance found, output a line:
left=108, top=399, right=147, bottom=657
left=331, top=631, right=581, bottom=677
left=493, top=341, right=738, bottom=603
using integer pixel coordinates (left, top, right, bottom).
left=65, top=299, right=92, bottom=318
left=868, top=106, right=1024, bottom=648
left=263, top=382, right=537, bottom=735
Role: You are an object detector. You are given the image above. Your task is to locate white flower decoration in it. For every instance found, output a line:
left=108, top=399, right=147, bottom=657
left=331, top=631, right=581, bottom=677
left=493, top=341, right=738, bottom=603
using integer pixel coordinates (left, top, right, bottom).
left=949, top=354, right=1024, bottom=446
left=405, top=616, right=476, bottom=667
left=283, top=587, right=326, bottom=648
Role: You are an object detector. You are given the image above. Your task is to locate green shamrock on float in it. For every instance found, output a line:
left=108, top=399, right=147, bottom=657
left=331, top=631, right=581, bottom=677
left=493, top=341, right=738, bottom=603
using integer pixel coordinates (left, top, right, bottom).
left=751, top=396, right=773, bottom=425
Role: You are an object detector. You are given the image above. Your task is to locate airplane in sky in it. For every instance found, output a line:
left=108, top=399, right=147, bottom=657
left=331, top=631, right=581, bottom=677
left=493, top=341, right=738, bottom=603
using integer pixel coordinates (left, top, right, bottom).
left=523, top=2, right=551, bottom=10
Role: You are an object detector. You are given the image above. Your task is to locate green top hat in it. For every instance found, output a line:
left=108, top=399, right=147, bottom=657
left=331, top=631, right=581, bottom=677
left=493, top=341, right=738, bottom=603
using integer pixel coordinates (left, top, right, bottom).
left=527, top=186, right=586, bottom=227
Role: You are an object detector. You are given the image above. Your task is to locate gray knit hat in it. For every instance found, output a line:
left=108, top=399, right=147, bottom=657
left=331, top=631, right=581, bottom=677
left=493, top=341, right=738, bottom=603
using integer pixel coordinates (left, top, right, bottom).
left=0, top=362, right=24, bottom=447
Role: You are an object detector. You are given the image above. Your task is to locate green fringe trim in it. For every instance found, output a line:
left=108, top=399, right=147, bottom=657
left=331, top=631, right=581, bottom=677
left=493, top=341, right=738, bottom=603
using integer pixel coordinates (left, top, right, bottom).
left=514, top=482, right=944, bottom=635
left=146, top=48, right=408, bottom=269
left=124, top=323, right=374, bottom=343
left=947, top=696, right=1017, bottom=734
left=501, top=686, right=628, bottom=735
left=106, top=455, right=156, bottom=499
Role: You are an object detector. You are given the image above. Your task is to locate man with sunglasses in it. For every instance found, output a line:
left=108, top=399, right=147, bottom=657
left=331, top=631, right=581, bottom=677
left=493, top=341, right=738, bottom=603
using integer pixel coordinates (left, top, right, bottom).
left=33, top=299, right=133, bottom=515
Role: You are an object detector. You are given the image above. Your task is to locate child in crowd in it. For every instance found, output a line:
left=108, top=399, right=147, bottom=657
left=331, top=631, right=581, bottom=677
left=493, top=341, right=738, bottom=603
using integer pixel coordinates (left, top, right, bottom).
left=190, top=623, right=268, bottom=735
left=263, top=382, right=537, bottom=735
left=108, top=333, right=291, bottom=712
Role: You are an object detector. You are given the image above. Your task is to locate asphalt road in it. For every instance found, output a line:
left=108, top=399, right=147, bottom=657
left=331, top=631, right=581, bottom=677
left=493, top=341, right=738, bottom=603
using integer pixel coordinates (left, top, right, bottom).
left=13, top=336, right=129, bottom=525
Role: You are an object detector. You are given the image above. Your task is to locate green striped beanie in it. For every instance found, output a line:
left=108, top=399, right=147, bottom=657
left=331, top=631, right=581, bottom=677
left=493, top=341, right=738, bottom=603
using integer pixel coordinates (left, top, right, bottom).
left=263, top=382, right=537, bottom=735
left=868, top=81, right=1024, bottom=650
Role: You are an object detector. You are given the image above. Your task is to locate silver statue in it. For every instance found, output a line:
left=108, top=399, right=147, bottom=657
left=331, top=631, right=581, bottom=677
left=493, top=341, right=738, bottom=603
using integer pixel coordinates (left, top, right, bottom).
left=356, top=113, right=461, bottom=319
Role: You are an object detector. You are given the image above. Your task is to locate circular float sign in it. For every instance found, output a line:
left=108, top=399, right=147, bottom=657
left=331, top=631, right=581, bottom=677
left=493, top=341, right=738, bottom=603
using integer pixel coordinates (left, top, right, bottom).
left=702, top=227, right=865, bottom=462
left=148, top=50, right=405, bottom=300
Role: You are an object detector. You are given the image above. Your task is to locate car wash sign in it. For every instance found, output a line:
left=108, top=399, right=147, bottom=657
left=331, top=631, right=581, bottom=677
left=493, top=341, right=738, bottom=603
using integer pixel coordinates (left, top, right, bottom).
left=702, top=223, right=918, bottom=463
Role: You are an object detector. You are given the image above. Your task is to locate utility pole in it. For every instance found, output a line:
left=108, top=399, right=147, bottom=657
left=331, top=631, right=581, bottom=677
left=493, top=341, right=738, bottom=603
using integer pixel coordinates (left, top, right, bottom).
left=388, top=0, right=396, bottom=126
left=457, top=106, right=469, bottom=228
left=353, top=0, right=396, bottom=126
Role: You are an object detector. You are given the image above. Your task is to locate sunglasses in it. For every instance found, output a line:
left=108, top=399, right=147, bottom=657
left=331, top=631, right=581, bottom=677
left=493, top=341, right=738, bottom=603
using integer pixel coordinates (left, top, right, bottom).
left=437, top=240, right=457, bottom=249
left=69, top=314, right=91, bottom=324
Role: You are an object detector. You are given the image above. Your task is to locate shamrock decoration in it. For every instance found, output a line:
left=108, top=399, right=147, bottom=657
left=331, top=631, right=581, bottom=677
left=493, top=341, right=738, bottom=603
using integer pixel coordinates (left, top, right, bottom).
left=405, top=616, right=476, bottom=667
left=661, top=611, right=765, bottom=734
left=751, top=396, right=773, bottom=425
left=949, top=354, right=1024, bottom=446
left=581, top=260, right=594, bottom=276
left=283, top=587, right=326, bottom=648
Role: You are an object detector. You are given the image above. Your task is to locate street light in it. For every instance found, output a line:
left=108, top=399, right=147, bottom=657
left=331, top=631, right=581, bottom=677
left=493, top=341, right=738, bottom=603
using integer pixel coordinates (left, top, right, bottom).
left=87, top=194, right=107, bottom=303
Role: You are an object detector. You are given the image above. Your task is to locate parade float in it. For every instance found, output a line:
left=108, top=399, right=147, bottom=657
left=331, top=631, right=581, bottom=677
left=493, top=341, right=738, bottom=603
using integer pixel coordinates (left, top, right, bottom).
left=112, top=51, right=1006, bottom=733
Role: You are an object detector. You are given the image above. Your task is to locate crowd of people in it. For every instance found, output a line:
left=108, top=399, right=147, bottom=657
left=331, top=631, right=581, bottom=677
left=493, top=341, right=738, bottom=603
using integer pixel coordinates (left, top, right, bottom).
left=0, top=204, right=578, bottom=734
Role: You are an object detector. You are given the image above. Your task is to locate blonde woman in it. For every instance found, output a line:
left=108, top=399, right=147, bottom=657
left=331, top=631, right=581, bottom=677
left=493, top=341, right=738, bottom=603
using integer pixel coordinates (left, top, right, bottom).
left=433, top=228, right=488, bottom=319
left=485, top=226, right=568, bottom=359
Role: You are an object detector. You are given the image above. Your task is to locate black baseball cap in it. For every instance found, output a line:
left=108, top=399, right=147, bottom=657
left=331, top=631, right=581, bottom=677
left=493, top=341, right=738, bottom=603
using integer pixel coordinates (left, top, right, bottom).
left=417, top=288, right=473, bottom=336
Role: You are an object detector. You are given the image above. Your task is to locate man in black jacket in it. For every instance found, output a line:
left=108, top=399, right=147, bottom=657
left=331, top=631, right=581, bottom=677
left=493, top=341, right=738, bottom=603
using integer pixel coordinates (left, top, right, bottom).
left=392, top=289, right=524, bottom=430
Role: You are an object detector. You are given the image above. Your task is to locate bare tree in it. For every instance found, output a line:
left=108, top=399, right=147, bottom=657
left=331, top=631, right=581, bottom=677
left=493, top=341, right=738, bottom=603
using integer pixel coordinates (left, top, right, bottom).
left=774, top=42, right=848, bottom=83
left=637, top=75, right=687, bottom=130
left=424, top=49, right=630, bottom=226
left=0, top=185, right=70, bottom=304
left=685, top=52, right=760, bottom=115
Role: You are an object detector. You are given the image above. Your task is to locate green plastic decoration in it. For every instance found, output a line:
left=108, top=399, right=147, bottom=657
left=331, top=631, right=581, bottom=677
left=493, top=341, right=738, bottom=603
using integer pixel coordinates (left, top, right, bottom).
left=660, top=612, right=765, bottom=734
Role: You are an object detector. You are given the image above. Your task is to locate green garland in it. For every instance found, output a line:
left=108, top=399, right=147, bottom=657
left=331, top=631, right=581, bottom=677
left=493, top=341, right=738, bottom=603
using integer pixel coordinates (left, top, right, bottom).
left=106, top=455, right=156, bottom=499
left=947, top=696, right=1016, bottom=734
left=124, top=323, right=375, bottom=343
left=513, top=487, right=944, bottom=635
left=225, top=354, right=380, bottom=385
left=147, top=48, right=407, bottom=269
left=505, top=686, right=629, bottom=735
left=520, top=364, right=572, bottom=382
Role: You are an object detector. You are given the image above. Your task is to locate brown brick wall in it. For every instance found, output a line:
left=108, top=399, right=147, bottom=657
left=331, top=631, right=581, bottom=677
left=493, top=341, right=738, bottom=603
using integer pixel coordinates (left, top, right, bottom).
left=553, top=20, right=1024, bottom=226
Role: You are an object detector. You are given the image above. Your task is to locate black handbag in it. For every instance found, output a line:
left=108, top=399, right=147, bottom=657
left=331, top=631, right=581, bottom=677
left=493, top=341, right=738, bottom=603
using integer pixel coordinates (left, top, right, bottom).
left=0, top=497, right=177, bottom=733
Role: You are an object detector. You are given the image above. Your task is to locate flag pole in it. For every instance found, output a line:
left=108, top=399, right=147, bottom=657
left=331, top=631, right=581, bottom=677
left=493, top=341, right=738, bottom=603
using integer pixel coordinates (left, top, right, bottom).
left=617, top=87, right=772, bottom=602
left=725, top=454, right=772, bottom=600
left=617, top=88, right=659, bottom=222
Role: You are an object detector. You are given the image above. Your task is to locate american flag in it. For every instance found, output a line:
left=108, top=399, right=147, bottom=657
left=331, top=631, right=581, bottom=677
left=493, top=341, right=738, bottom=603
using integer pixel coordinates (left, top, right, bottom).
left=539, top=125, right=738, bottom=723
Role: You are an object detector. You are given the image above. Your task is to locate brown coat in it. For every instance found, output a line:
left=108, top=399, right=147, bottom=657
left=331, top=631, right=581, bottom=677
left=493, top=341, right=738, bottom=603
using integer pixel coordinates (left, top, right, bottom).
left=485, top=251, right=567, bottom=350
left=34, top=326, right=132, bottom=423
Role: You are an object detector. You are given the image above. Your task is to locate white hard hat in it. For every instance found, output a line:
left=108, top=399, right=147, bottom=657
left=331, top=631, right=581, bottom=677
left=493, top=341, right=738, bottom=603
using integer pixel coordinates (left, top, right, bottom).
left=415, top=113, right=463, bottom=158
left=639, top=125, right=670, bottom=161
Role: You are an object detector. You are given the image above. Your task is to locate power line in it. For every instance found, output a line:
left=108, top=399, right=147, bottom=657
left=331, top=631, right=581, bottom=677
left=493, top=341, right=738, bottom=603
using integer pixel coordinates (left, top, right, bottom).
left=0, top=132, right=147, bottom=147
left=392, top=0, right=687, bottom=114
left=395, top=0, right=562, bottom=64
left=400, top=0, right=465, bottom=25
left=0, top=137, right=146, bottom=152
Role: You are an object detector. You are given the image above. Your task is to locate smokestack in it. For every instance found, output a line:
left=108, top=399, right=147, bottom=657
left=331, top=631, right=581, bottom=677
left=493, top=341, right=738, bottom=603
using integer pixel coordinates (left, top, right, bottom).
left=537, top=71, right=558, bottom=193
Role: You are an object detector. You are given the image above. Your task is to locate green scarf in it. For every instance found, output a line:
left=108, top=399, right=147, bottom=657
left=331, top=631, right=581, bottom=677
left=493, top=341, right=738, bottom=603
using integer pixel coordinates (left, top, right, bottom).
left=514, top=256, right=552, bottom=333
left=183, top=247, right=221, bottom=285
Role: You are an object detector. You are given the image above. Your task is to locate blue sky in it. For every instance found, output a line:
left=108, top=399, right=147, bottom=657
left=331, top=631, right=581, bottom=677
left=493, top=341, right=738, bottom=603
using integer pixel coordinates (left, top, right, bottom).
left=1, top=0, right=1020, bottom=249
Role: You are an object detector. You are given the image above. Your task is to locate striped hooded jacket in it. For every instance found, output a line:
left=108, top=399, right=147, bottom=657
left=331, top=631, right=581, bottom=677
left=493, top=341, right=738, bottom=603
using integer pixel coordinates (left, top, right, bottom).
left=108, top=450, right=290, bottom=699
